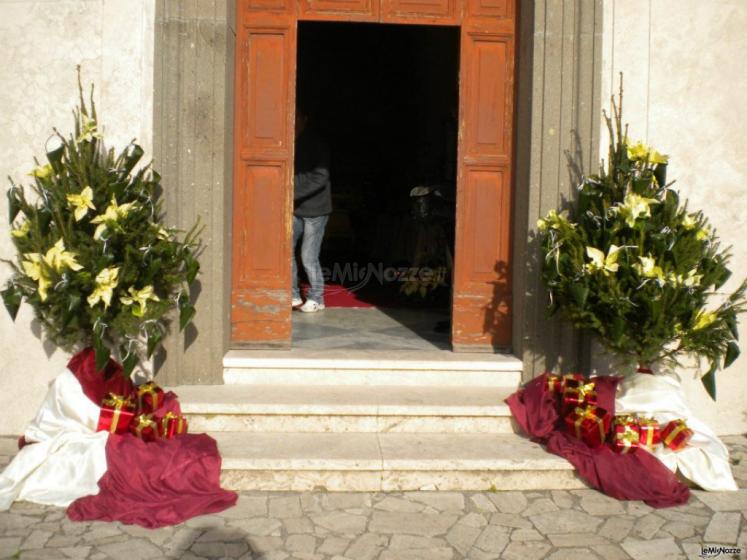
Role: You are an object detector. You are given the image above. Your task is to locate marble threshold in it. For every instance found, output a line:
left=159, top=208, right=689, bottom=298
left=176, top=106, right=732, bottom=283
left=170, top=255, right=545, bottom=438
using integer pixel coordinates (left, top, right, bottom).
left=223, top=349, right=522, bottom=387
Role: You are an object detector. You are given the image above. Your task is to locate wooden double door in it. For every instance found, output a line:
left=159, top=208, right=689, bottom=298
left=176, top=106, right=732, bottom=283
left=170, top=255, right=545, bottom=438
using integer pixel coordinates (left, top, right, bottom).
left=231, top=0, right=516, bottom=351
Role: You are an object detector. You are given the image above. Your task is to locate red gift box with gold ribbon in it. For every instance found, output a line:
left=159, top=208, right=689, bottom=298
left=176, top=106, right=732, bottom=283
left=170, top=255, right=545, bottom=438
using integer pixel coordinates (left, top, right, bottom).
left=97, top=393, right=136, bottom=434
left=157, top=411, right=188, bottom=439
left=130, top=413, right=159, bottom=442
left=565, top=405, right=611, bottom=448
left=135, top=381, right=165, bottom=414
left=661, top=419, right=693, bottom=451
left=562, top=379, right=598, bottom=409
left=546, top=372, right=584, bottom=394
left=611, top=416, right=641, bottom=454
left=638, top=417, right=662, bottom=449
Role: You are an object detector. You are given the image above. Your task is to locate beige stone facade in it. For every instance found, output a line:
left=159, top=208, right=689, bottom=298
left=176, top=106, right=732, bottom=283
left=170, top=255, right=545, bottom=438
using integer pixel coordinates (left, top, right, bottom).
left=0, top=0, right=746, bottom=437
left=0, top=0, right=155, bottom=434
left=599, top=0, right=747, bottom=433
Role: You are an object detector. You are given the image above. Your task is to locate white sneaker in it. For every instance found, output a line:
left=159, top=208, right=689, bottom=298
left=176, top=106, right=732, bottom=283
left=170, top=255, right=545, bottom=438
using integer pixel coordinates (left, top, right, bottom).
left=292, top=297, right=303, bottom=308
left=299, top=300, right=325, bottom=313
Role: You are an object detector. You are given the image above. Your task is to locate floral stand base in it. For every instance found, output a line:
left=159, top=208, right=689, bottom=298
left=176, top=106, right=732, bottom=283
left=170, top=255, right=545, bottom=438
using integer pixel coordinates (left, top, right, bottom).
left=0, top=349, right=237, bottom=527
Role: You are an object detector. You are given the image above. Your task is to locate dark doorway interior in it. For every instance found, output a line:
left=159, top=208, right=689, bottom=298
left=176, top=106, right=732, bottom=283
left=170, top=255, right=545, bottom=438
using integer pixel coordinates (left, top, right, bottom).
left=295, top=21, right=460, bottom=311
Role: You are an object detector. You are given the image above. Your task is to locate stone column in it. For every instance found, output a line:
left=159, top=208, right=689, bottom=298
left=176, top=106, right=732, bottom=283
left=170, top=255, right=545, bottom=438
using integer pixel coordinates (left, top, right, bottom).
left=513, top=0, right=604, bottom=380
left=153, top=0, right=235, bottom=385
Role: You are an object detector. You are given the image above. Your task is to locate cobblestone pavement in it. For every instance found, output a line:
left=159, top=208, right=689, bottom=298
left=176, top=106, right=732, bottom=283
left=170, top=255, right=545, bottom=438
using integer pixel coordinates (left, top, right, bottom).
left=3, top=436, right=747, bottom=560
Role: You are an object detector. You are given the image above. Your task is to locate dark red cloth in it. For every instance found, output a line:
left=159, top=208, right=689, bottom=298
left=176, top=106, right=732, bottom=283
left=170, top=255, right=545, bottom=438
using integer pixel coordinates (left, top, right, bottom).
left=65, top=348, right=238, bottom=527
left=67, top=348, right=135, bottom=405
left=67, top=433, right=237, bottom=528
left=506, top=373, right=690, bottom=508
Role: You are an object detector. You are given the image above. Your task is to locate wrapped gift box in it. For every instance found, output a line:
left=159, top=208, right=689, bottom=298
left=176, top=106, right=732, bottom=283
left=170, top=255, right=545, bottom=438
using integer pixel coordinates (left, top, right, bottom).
left=135, top=381, right=165, bottom=414
left=157, top=411, right=188, bottom=439
left=661, top=419, right=693, bottom=452
left=565, top=405, right=611, bottom=448
left=97, top=393, right=136, bottom=435
left=612, top=416, right=641, bottom=454
left=130, top=413, right=159, bottom=442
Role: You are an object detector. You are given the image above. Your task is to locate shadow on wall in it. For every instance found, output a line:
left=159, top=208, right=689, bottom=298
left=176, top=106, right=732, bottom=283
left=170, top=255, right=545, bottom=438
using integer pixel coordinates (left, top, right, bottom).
left=30, top=319, right=61, bottom=359
left=518, top=130, right=593, bottom=374
left=482, top=260, right=511, bottom=349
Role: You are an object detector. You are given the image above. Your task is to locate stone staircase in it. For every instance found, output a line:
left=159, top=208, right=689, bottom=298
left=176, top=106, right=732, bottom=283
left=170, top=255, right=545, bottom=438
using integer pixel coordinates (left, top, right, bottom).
left=173, top=349, right=583, bottom=492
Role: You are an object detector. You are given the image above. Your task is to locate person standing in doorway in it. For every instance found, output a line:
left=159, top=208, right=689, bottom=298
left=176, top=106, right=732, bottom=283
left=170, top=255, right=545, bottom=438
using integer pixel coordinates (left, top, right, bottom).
left=292, top=107, right=332, bottom=312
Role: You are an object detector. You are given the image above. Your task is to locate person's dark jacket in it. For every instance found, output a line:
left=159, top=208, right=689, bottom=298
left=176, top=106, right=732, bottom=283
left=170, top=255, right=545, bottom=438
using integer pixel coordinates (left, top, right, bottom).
left=294, top=128, right=332, bottom=217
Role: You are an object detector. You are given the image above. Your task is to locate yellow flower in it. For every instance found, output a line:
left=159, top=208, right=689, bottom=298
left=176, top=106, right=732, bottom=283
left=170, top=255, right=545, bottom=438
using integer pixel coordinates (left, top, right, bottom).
left=633, top=255, right=665, bottom=284
left=90, top=197, right=137, bottom=240
left=626, top=141, right=669, bottom=165
left=616, top=192, right=659, bottom=228
left=668, top=269, right=703, bottom=288
left=696, top=226, right=710, bottom=241
left=77, top=115, right=102, bottom=144
left=683, top=269, right=703, bottom=287
left=20, top=239, right=82, bottom=301
left=87, top=267, right=120, bottom=309
left=11, top=220, right=30, bottom=238
left=627, top=141, right=649, bottom=161
left=28, top=164, right=53, bottom=179
left=155, top=225, right=171, bottom=241
left=692, top=310, right=717, bottom=331
left=682, top=214, right=698, bottom=230
left=585, top=245, right=621, bottom=276
left=66, top=186, right=96, bottom=221
left=21, top=253, right=52, bottom=301
left=43, top=238, right=83, bottom=273
left=120, top=285, right=160, bottom=317
left=538, top=209, right=575, bottom=232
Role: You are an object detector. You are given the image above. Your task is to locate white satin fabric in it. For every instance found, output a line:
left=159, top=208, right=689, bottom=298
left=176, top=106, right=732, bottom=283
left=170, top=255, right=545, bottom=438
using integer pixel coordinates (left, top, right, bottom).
left=615, top=373, right=737, bottom=492
left=0, top=369, right=108, bottom=510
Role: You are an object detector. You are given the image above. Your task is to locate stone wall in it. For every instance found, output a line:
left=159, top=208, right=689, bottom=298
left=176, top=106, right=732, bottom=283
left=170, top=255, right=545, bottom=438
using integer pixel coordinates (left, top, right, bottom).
left=0, top=0, right=155, bottom=435
left=598, top=0, right=747, bottom=434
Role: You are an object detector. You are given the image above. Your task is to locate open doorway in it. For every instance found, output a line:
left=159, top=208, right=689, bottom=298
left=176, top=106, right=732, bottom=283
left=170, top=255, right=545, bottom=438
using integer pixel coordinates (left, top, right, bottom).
left=293, top=21, right=461, bottom=350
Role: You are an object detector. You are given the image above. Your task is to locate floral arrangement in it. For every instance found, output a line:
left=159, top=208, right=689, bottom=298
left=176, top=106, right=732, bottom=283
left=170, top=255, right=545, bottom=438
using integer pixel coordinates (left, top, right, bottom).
left=537, top=82, right=747, bottom=398
left=2, top=76, right=202, bottom=376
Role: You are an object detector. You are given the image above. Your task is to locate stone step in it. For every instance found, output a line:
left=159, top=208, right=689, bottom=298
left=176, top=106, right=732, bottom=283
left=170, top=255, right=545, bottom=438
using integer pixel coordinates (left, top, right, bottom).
left=223, top=349, right=523, bottom=387
left=175, top=385, right=517, bottom=434
left=213, top=431, right=585, bottom=492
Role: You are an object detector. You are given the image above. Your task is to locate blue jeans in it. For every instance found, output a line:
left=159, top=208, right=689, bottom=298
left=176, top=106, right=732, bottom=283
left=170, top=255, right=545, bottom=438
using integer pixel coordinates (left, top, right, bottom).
left=292, top=215, right=328, bottom=304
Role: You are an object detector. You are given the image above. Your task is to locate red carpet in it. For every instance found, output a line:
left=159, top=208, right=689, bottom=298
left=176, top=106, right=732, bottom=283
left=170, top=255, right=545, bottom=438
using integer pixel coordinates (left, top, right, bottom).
left=301, top=282, right=400, bottom=308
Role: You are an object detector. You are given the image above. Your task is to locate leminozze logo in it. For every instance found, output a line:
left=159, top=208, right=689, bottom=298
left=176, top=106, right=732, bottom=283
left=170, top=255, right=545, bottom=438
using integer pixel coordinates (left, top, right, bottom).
left=699, top=545, right=743, bottom=558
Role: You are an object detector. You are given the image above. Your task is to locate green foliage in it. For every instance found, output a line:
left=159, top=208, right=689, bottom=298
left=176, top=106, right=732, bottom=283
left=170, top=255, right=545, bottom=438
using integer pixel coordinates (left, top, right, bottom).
left=2, top=72, right=203, bottom=377
left=537, top=80, right=747, bottom=399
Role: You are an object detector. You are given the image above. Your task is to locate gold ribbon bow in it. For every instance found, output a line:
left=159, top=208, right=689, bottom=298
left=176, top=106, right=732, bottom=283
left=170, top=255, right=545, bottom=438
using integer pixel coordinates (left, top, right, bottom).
left=137, top=381, right=162, bottom=411
left=132, top=413, right=157, bottom=438
left=159, top=411, right=186, bottom=437
left=573, top=406, right=605, bottom=440
left=664, top=419, right=689, bottom=448
left=615, top=424, right=640, bottom=452
left=638, top=417, right=660, bottom=447
left=101, top=393, right=134, bottom=434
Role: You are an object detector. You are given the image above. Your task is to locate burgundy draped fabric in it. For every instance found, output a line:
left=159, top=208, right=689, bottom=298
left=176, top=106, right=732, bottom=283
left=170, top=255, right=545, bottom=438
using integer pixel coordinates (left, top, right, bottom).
left=64, top=349, right=238, bottom=527
left=506, top=373, right=690, bottom=508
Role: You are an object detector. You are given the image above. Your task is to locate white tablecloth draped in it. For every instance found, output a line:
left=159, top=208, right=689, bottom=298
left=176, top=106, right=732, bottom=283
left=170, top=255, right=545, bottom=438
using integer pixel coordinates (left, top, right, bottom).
left=615, top=373, right=737, bottom=492
left=0, top=369, right=108, bottom=510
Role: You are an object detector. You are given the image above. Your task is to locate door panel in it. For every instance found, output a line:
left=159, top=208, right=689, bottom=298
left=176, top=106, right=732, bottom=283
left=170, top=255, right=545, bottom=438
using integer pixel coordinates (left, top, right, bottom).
left=242, top=30, right=291, bottom=152
left=463, top=35, right=510, bottom=156
left=452, top=3, right=515, bottom=351
left=300, top=0, right=379, bottom=21
left=245, top=0, right=292, bottom=12
left=381, top=0, right=459, bottom=24
left=232, top=5, right=296, bottom=347
left=466, top=0, right=511, bottom=19
left=232, top=0, right=516, bottom=351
